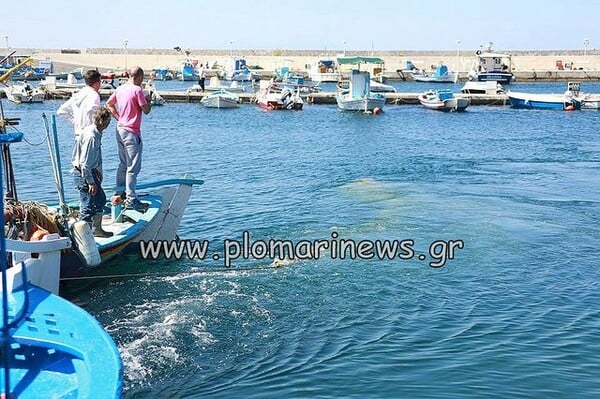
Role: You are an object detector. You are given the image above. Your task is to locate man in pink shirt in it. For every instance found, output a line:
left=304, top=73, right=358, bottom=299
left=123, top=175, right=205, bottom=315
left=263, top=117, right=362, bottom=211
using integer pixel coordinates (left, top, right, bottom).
left=106, top=66, right=151, bottom=211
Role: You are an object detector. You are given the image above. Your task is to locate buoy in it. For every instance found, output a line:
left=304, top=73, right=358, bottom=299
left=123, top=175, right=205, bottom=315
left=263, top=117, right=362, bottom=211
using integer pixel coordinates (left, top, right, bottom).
left=72, top=221, right=101, bottom=267
left=373, top=107, right=381, bottom=115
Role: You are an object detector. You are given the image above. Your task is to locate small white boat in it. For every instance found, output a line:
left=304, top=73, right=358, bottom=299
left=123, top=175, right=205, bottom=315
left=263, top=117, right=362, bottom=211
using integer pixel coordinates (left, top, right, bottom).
left=143, top=80, right=165, bottom=105
left=201, top=89, right=241, bottom=108
left=461, top=80, right=505, bottom=94
left=369, top=79, right=396, bottom=93
left=221, top=58, right=260, bottom=81
left=336, top=69, right=385, bottom=112
left=413, top=64, right=457, bottom=83
left=579, top=93, right=600, bottom=109
left=309, top=57, right=342, bottom=83
left=188, top=77, right=246, bottom=93
left=418, top=89, right=470, bottom=112
left=4, top=82, right=45, bottom=103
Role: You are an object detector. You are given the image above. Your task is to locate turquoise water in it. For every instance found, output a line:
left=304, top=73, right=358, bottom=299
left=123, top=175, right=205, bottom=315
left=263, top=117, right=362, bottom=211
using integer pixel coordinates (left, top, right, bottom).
left=2, top=82, right=600, bottom=398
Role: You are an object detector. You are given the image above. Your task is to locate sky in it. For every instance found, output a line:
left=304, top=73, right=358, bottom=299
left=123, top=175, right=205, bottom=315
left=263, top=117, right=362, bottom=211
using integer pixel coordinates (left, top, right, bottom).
left=1, top=0, right=598, bottom=52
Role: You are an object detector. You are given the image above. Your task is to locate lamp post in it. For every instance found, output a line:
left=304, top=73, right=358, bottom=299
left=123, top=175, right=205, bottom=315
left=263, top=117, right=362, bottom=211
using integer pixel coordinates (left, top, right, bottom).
left=343, top=41, right=347, bottom=57
left=456, top=40, right=461, bottom=72
left=229, top=41, right=233, bottom=58
left=3, top=35, right=8, bottom=59
left=583, top=38, right=590, bottom=68
left=123, top=39, right=128, bottom=71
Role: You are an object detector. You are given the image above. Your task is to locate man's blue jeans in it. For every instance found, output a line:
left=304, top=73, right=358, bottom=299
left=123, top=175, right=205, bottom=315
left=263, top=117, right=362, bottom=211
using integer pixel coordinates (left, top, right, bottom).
left=75, top=171, right=106, bottom=222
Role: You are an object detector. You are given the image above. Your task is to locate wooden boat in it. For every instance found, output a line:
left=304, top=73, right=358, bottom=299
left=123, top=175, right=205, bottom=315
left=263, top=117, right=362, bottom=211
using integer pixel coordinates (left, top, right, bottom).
left=201, top=89, right=241, bottom=108
left=418, top=89, right=470, bottom=112
left=32, top=111, right=202, bottom=277
left=0, top=130, right=123, bottom=399
left=256, top=83, right=303, bottom=110
left=336, top=69, right=385, bottom=112
left=58, top=177, right=204, bottom=278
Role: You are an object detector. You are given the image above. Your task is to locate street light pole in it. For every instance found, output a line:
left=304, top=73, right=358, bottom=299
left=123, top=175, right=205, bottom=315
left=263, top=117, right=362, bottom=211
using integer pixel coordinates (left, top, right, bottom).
left=343, top=41, right=347, bottom=57
left=456, top=40, right=462, bottom=72
left=3, top=35, right=8, bottom=59
left=229, top=41, right=233, bottom=58
left=123, top=39, right=128, bottom=71
left=583, top=38, right=590, bottom=68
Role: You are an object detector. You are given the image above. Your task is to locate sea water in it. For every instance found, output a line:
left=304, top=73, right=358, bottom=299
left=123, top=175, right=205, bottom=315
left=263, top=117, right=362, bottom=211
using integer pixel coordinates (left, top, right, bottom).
left=2, top=80, right=599, bottom=398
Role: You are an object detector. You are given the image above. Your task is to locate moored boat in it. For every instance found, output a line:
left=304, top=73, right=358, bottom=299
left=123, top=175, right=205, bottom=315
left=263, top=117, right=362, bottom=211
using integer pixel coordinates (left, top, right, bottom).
left=256, top=82, right=303, bottom=110
left=309, top=57, right=342, bottom=83
left=336, top=69, right=385, bottom=112
left=468, top=42, right=514, bottom=84
left=413, top=64, right=457, bottom=83
left=507, top=91, right=581, bottom=110
left=201, top=89, right=241, bottom=108
left=418, top=89, right=470, bottom=112
left=507, top=83, right=582, bottom=111
left=4, top=82, right=45, bottom=104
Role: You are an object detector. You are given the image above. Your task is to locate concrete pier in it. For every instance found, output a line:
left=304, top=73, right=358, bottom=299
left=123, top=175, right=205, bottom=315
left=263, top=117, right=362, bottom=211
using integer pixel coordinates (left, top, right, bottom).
left=36, top=89, right=509, bottom=106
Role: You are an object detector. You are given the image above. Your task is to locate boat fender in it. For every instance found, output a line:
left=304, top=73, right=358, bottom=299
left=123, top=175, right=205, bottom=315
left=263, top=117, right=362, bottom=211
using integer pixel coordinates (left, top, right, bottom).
left=373, top=107, right=381, bottom=115
left=327, top=68, right=334, bottom=73
left=564, top=105, right=575, bottom=111
left=72, top=220, right=101, bottom=267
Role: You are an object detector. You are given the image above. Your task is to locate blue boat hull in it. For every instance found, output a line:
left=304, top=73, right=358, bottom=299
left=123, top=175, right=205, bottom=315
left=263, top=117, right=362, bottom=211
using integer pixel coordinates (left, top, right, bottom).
left=508, top=96, right=581, bottom=110
left=2, top=285, right=122, bottom=398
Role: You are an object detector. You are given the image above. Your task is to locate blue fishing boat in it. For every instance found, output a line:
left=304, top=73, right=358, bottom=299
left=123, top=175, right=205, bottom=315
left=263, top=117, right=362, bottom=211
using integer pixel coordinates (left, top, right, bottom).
left=0, top=129, right=122, bottom=398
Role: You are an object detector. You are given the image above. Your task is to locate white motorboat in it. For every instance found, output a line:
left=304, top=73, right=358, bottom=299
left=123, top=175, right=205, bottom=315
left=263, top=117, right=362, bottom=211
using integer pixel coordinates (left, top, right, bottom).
left=4, top=82, right=45, bottom=103
left=201, top=89, right=241, bottom=108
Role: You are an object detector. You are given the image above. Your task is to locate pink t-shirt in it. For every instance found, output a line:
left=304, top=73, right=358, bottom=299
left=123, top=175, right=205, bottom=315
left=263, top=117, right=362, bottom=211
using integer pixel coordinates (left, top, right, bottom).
left=107, top=83, right=147, bottom=135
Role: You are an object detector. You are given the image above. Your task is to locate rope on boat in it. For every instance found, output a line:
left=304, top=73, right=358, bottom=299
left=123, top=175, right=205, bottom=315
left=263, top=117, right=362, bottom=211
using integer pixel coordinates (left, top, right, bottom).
left=60, top=263, right=289, bottom=282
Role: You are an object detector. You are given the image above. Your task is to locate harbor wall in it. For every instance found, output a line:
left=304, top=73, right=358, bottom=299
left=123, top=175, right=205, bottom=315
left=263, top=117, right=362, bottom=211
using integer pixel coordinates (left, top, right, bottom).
left=21, top=48, right=600, bottom=80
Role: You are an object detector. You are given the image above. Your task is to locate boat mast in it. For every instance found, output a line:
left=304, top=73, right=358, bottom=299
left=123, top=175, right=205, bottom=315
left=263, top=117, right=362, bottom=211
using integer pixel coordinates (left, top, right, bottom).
left=0, top=101, right=18, bottom=201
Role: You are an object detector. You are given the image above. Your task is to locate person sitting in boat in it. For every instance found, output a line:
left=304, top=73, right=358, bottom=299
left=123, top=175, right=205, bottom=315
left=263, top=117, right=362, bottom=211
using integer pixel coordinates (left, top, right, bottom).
left=74, top=107, right=113, bottom=238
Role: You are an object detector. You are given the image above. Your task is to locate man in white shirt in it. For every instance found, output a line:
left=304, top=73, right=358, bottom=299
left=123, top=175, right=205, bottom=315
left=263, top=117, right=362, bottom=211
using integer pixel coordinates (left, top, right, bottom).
left=56, top=69, right=102, bottom=169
